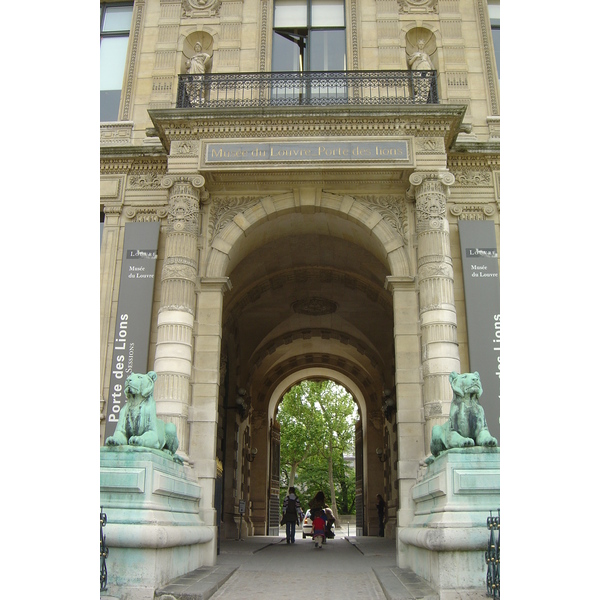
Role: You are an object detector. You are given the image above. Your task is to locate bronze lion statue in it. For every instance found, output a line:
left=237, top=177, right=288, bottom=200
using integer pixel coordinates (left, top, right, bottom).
left=105, top=371, right=182, bottom=463
left=428, top=371, right=498, bottom=460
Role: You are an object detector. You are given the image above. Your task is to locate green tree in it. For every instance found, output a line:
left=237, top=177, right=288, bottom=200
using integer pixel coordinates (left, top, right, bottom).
left=277, top=380, right=357, bottom=519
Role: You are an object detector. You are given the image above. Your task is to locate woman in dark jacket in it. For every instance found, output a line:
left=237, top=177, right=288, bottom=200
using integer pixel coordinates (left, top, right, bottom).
left=281, top=486, right=303, bottom=544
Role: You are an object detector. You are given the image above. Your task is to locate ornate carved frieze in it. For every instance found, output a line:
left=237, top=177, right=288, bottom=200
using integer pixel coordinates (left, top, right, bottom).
left=127, top=172, right=164, bottom=189
left=453, top=170, right=492, bottom=186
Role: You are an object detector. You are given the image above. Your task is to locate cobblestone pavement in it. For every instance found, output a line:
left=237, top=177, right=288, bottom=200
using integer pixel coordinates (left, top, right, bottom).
left=211, top=537, right=387, bottom=600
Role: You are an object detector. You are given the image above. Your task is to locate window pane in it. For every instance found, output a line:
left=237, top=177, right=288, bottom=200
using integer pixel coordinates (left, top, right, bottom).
left=100, top=36, right=129, bottom=90
left=272, top=32, right=304, bottom=71
left=310, top=29, right=345, bottom=71
left=311, top=0, right=344, bottom=27
left=274, top=0, right=307, bottom=28
left=102, top=5, right=133, bottom=33
left=491, top=25, right=499, bottom=77
left=101, top=90, right=122, bottom=121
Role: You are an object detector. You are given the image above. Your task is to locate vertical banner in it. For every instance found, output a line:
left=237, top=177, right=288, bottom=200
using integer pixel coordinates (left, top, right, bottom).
left=458, top=220, right=500, bottom=443
left=104, top=222, right=160, bottom=441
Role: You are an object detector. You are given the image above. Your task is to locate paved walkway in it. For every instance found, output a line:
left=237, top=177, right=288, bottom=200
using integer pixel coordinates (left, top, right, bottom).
left=154, top=535, right=438, bottom=600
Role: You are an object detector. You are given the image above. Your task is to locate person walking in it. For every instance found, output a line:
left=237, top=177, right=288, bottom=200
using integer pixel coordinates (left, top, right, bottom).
left=376, top=494, right=386, bottom=537
left=311, top=508, right=326, bottom=549
left=281, top=486, right=303, bottom=544
left=309, top=490, right=335, bottom=542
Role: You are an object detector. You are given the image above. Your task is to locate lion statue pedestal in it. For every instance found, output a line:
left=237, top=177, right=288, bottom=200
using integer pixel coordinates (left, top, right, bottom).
left=100, top=447, right=215, bottom=600
left=101, top=372, right=215, bottom=599
left=398, top=372, right=500, bottom=600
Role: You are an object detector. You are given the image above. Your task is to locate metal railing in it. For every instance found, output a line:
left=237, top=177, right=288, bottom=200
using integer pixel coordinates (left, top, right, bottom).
left=486, top=509, right=500, bottom=598
left=100, top=508, right=108, bottom=592
left=176, top=70, right=439, bottom=109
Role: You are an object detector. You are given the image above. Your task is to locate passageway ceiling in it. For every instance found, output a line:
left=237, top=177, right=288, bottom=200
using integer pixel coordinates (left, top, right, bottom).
left=222, top=211, right=397, bottom=414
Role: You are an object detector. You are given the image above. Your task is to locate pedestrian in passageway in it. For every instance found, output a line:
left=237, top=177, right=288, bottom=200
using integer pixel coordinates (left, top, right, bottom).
left=312, top=508, right=326, bottom=548
left=281, top=486, right=303, bottom=544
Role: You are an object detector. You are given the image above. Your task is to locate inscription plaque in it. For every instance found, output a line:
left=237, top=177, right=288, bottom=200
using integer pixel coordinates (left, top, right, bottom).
left=204, top=140, right=411, bottom=165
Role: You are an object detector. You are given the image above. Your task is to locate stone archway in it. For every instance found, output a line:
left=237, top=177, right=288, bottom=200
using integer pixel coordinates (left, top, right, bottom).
left=264, top=368, right=369, bottom=535
left=208, top=189, right=423, bottom=538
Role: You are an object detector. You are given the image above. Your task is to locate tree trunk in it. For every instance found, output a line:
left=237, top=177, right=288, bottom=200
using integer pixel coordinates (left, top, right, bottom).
left=327, top=454, right=339, bottom=523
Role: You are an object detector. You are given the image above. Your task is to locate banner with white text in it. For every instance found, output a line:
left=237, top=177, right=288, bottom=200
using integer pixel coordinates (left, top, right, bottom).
left=458, top=220, right=500, bottom=444
left=104, top=222, right=160, bottom=441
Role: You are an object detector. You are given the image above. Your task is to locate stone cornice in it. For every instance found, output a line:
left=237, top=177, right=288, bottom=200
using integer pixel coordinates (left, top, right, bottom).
left=100, top=147, right=168, bottom=175
left=148, top=104, right=467, bottom=154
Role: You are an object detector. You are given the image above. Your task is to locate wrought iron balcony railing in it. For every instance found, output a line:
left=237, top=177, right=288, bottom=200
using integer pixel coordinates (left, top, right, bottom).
left=176, top=70, right=438, bottom=109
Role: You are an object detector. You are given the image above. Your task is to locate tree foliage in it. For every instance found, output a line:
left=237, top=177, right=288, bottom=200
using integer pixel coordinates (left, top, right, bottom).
left=277, top=380, right=358, bottom=517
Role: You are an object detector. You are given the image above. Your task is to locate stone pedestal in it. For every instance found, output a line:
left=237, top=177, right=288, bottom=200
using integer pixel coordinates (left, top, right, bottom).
left=100, top=447, right=215, bottom=600
left=398, top=448, right=499, bottom=600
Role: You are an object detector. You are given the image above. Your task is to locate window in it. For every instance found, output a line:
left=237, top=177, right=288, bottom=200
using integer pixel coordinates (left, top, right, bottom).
left=272, top=0, right=346, bottom=73
left=100, top=3, right=134, bottom=121
left=487, top=1, right=500, bottom=78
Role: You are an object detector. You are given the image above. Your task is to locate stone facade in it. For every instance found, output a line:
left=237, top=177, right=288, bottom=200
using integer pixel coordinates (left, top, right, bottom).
left=100, top=0, right=499, bottom=585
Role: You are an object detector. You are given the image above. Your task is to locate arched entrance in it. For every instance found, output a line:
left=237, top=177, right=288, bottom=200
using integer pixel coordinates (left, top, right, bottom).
left=211, top=190, right=423, bottom=539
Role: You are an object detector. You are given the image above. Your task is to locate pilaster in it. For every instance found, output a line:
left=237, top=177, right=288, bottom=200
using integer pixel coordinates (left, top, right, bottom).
left=189, top=276, right=232, bottom=527
left=408, top=170, right=460, bottom=451
left=384, top=275, right=423, bottom=528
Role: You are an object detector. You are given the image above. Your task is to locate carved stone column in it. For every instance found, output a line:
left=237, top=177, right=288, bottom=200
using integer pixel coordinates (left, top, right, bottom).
left=154, top=175, right=206, bottom=460
left=408, top=170, right=460, bottom=451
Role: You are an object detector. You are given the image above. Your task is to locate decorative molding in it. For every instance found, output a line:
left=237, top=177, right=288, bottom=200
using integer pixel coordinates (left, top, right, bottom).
left=477, top=0, right=499, bottom=115
left=259, top=0, right=269, bottom=72
left=100, top=122, right=134, bottom=146
left=121, top=0, right=145, bottom=121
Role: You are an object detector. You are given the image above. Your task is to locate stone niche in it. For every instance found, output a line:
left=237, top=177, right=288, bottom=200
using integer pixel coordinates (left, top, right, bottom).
left=100, top=447, right=215, bottom=600
left=398, top=448, right=500, bottom=600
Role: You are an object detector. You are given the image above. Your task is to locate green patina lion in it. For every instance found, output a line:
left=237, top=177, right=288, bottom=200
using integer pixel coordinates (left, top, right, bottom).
left=427, top=371, right=498, bottom=463
left=105, top=371, right=182, bottom=464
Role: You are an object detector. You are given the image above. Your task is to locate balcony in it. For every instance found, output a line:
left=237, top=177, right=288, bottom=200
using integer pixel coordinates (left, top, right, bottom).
left=176, top=70, right=438, bottom=109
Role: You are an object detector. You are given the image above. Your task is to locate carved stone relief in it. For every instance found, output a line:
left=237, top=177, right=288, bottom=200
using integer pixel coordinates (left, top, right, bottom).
left=400, top=0, right=438, bottom=14
left=182, top=0, right=222, bottom=18
left=208, top=197, right=261, bottom=244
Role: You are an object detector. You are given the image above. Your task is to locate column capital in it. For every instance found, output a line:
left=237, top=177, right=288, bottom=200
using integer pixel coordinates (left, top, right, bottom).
left=162, top=175, right=207, bottom=233
left=161, top=174, right=206, bottom=191
left=407, top=170, right=455, bottom=200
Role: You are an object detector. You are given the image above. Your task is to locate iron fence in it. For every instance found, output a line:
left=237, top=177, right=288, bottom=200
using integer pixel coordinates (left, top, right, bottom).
left=176, top=70, right=438, bottom=109
left=100, top=508, right=108, bottom=592
left=486, top=509, right=500, bottom=598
